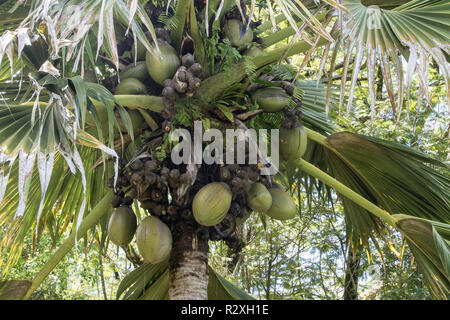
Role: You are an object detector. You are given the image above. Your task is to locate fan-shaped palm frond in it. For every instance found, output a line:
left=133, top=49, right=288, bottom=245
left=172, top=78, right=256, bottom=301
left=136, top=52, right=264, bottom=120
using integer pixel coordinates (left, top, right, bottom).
left=394, top=214, right=450, bottom=299
left=116, top=260, right=254, bottom=300
left=333, top=0, right=450, bottom=118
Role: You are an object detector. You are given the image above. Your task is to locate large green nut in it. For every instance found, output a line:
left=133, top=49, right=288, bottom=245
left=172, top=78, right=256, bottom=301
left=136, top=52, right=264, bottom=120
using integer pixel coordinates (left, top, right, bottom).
left=120, top=61, right=150, bottom=82
left=247, top=183, right=272, bottom=213
left=265, top=188, right=297, bottom=220
left=280, top=126, right=308, bottom=162
left=136, top=216, right=172, bottom=264
left=192, top=182, right=232, bottom=226
left=224, top=19, right=254, bottom=48
left=107, top=206, right=137, bottom=246
left=252, top=87, right=290, bottom=113
left=115, top=78, right=147, bottom=95
left=145, top=44, right=180, bottom=85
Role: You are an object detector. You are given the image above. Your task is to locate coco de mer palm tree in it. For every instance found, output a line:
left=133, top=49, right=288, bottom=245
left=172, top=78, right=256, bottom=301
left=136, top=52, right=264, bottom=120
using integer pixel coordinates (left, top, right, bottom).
left=0, top=0, right=448, bottom=300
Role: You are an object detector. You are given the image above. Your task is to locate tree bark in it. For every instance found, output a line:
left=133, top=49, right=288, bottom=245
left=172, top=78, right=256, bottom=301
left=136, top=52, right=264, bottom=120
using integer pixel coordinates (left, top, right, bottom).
left=168, top=221, right=209, bottom=300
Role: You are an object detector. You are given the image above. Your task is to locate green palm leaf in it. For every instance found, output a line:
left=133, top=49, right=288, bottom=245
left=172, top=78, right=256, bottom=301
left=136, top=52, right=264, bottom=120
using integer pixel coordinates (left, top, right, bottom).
left=116, top=261, right=254, bottom=300
left=335, top=0, right=450, bottom=116
left=394, top=214, right=450, bottom=299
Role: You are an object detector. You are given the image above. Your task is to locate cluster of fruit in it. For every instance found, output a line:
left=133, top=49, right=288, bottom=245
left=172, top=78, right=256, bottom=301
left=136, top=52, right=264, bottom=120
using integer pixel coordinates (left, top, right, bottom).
left=161, top=52, right=203, bottom=131
left=104, top=1, right=310, bottom=265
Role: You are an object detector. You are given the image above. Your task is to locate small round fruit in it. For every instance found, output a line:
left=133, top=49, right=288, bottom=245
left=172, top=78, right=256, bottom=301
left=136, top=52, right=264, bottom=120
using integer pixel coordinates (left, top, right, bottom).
left=192, top=182, right=232, bottom=226
left=108, top=206, right=137, bottom=246
left=247, top=183, right=272, bottom=212
left=265, top=188, right=297, bottom=220
left=136, top=216, right=172, bottom=264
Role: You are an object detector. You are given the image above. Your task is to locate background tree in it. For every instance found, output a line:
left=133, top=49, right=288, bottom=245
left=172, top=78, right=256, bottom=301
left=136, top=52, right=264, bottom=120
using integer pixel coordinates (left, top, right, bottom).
left=0, top=0, right=449, bottom=300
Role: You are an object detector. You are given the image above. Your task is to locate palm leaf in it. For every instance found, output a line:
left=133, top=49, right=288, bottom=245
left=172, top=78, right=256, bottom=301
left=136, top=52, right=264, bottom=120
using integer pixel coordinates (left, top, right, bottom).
left=116, top=262, right=254, bottom=300
left=208, top=267, right=255, bottom=300
left=334, top=0, right=450, bottom=116
left=394, top=214, right=450, bottom=299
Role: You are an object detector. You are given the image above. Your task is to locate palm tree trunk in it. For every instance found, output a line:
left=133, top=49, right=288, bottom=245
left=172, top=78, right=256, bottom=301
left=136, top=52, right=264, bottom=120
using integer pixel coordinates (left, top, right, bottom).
left=168, top=221, right=209, bottom=300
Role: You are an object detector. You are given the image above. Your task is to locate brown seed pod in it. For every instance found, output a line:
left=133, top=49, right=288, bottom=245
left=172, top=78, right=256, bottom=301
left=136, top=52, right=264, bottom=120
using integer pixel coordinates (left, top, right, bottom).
left=247, top=170, right=260, bottom=182
left=145, top=160, right=158, bottom=171
left=231, top=177, right=243, bottom=187
left=111, top=195, right=123, bottom=208
left=170, top=78, right=188, bottom=93
left=188, top=77, right=201, bottom=91
left=131, top=172, right=144, bottom=185
left=160, top=167, right=170, bottom=177
left=151, top=189, right=163, bottom=202
left=162, top=120, right=172, bottom=132
left=179, top=172, right=192, bottom=185
left=180, top=209, right=192, bottom=219
left=167, top=205, right=178, bottom=216
left=177, top=70, right=188, bottom=82
left=188, top=63, right=202, bottom=77
left=131, top=160, right=143, bottom=172
left=236, top=168, right=249, bottom=180
left=169, top=169, right=180, bottom=180
left=128, top=188, right=138, bottom=199
left=230, top=202, right=241, bottom=216
left=181, top=53, right=195, bottom=68
left=145, top=172, right=158, bottom=185
left=169, top=178, right=179, bottom=189
left=123, top=196, right=133, bottom=206
left=220, top=167, right=231, bottom=181
left=162, top=86, right=178, bottom=100
left=119, top=175, right=130, bottom=187
left=227, top=164, right=240, bottom=173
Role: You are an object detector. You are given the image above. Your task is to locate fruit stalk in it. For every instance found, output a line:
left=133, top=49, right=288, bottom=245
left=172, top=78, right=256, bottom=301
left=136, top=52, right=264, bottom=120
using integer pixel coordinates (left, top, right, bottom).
left=297, top=159, right=397, bottom=226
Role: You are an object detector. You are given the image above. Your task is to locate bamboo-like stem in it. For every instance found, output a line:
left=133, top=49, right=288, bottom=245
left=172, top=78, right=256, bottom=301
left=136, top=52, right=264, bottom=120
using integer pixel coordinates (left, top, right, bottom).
left=197, top=37, right=329, bottom=103
left=297, top=159, right=398, bottom=227
left=23, top=191, right=114, bottom=300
